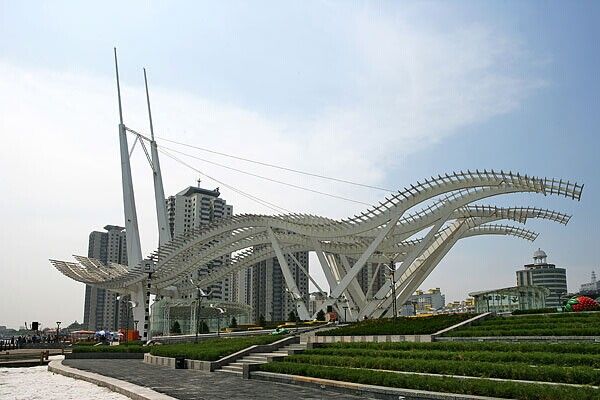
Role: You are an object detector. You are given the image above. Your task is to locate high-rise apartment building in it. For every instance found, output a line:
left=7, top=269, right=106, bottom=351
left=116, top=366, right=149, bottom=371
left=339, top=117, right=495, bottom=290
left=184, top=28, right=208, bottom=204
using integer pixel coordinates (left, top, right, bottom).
left=516, top=249, right=567, bottom=308
left=166, top=182, right=234, bottom=301
left=83, top=225, right=129, bottom=331
left=249, top=251, right=309, bottom=322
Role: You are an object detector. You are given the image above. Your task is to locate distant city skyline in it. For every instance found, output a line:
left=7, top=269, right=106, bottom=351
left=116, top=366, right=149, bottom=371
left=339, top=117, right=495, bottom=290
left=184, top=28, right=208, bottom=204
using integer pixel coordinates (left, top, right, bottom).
left=1, top=1, right=599, bottom=329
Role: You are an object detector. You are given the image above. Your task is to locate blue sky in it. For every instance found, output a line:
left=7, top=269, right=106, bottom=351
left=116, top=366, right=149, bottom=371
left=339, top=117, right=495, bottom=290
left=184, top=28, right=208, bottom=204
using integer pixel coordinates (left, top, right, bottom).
left=1, top=1, right=599, bottom=328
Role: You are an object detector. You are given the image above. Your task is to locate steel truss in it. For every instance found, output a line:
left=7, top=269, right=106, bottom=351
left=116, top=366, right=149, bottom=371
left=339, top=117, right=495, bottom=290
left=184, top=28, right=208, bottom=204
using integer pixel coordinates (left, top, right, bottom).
left=51, top=170, right=583, bottom=321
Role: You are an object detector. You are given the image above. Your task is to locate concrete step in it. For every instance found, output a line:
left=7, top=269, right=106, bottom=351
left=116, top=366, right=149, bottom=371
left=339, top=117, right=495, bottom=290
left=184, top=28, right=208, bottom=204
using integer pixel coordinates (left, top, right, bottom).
left=239, top=357, right=267, bottom=363
left=220, top=365, right=243, bottom=372
left=217, top=368, right=242, bottom=375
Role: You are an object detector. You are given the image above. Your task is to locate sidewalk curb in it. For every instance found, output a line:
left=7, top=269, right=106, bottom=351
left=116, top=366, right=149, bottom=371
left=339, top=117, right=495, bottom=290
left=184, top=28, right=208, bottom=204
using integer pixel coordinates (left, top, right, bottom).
left=48, top=360, right=176, bottom=400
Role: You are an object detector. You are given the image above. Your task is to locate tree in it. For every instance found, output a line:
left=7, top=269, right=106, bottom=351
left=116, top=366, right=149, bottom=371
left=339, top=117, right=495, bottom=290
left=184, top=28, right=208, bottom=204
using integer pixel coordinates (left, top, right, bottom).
left=171, top=321, right=181, bottom=335
left=316, top=309, right=326, bottom=321
left=199, top=321, right=209, bottom=334
left=230, top=316, right=238, bottom=328
left=288, top=311, right=298, bottom=322
left=258, top=314, right=266, bottom=327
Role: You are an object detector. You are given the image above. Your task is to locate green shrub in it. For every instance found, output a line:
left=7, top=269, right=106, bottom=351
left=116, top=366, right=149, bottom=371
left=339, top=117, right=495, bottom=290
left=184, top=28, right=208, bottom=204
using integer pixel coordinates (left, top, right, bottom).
left=317, top=314, right=476, bottom=336
left=259, top=362, right=599, bottom=400
left=149, top=335, right=282, bottom=361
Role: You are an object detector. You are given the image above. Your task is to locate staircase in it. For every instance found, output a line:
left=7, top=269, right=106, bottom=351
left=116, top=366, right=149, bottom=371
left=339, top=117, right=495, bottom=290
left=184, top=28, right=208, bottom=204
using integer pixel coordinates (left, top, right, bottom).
left=217, top=342, right=308, bottom=375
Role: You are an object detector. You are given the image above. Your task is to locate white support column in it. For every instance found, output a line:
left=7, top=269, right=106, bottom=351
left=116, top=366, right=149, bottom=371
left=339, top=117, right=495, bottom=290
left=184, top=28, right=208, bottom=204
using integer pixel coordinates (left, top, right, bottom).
left=392, top=222, right=468, bottom=311
left=326, top=254, right=361, bottom=320
left=330, top=213, right=403, bottom=299
left=289, top=252, right=326, bottom=295
left=360, top=214, right=450, bottom=319
left=267, top=228, right=311, bottom=320
left=311, top=238, right=338, bottom=291
left=366, top=263, right=382, bottom=299
left=339, top=254, right=367, bottom=309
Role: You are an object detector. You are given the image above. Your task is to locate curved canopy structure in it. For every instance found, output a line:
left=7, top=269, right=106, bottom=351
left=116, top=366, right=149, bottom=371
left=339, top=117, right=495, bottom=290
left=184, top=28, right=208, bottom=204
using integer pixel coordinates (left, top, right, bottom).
left=51, top=170, right=583, bottom=321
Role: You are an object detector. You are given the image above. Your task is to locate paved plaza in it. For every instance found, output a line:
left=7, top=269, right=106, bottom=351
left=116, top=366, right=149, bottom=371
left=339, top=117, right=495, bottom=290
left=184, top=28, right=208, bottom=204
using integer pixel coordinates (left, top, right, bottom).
left=63, top=359, right=368, bottom=400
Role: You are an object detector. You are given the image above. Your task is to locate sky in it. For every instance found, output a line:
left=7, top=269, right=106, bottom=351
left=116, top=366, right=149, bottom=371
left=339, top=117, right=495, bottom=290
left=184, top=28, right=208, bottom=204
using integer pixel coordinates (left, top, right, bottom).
left=1, top=1, right=599, bottom=330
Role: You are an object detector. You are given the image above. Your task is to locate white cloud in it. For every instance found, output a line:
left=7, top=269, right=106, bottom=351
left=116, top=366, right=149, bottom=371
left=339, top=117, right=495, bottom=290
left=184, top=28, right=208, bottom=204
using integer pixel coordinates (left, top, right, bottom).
left=0, top=9, right=542, bottom=328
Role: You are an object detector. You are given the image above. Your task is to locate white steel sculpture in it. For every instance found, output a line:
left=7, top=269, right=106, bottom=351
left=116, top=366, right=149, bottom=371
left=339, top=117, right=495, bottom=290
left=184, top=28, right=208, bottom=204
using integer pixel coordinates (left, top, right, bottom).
left=50, top=51, right=584, bottom=341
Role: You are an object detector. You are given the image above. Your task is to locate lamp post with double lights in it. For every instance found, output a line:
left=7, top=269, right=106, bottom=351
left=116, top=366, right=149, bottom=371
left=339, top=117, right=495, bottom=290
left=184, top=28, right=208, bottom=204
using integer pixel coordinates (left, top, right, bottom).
left=56, top=321, right=61, bottom=343
left=190, top=277, right=212, bottom=343
left=210, top=304, right=226, bottom=337
left=384, top=255, right=400, bottom=322
left=117, top=295, right=138, bottom=342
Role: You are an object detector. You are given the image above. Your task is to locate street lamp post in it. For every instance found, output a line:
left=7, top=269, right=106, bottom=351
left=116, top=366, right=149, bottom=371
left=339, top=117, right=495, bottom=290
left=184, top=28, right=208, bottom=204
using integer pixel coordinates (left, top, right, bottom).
left=342, top=305, right=348, bottom=322
left=190, top=278, right=212, bottom=344
left=133, top=320, right=139, bottom=338
left=56, top=321, right=61, bottom=343
left=385, top=256, right=399, bottom=321
left=210, top=304, right=226, bottom=337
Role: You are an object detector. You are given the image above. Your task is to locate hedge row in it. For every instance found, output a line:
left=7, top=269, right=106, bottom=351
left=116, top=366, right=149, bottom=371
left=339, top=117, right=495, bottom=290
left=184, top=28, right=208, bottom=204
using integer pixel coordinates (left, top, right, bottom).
left=258, top=362, right=599, bottom=400
left=317, top=314, right=476, bottom=336
left=282, top=354, right=600, bottom=385
left=445, top=327, right=600, bottom=336
left=305, top=347, right=600, bottom=368
left=319, top=341, right=600, bottom=354
left=149, top=335, right=283, bottom=361
left=72, top=345, right=149, bottom=353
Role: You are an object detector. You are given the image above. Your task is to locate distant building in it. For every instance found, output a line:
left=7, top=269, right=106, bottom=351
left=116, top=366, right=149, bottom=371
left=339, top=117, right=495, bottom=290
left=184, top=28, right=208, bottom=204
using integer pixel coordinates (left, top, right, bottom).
left=400, top=288, right=445, bottom=316
left=308, top=291, right=328, bottom=316
left=165, top=182, right=234, bottom=302
left=516, top=249, right=567, bottom=308
left=469, top=286, right=549, bottom=313
left=249, top=251, right=309, bottom=322
left=83, top=225, right=129, bottom=331
left=440, top=298, right=475, bottom=314
left=580, top=271, right=600, bottom=294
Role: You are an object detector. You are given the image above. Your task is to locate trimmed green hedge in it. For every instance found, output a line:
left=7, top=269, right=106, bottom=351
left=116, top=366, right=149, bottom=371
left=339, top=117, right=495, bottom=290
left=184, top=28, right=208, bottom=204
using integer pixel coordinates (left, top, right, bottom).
left=282, top=353, right=600, bottom=385
left=149, top=335, right=283, bottom=361
left=319, top=341, right=600, bottom=354
left=317, top=314, right=476, bottom=336
left=72, top=345, right=149, bottom=353
left=446, top=313, right=600, bottom=337
left=259, top=362, right=599, bottom=400
left=305, top=347, right=600, bottom=368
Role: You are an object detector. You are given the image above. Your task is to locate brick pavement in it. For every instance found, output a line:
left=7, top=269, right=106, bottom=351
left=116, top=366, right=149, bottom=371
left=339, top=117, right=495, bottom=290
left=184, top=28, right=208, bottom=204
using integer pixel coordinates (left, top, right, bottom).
left=63, top=359, right=369, bottom=400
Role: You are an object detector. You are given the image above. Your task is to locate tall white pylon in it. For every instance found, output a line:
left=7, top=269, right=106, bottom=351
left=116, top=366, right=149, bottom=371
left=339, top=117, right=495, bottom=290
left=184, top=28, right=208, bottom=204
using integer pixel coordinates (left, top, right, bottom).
left=114, top=48, right=148, bottom=341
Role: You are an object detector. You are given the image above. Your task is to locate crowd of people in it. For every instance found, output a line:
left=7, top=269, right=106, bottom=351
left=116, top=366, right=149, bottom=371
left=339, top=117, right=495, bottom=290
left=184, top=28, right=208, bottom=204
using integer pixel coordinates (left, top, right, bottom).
left=0, top=334, right=62, bottom=350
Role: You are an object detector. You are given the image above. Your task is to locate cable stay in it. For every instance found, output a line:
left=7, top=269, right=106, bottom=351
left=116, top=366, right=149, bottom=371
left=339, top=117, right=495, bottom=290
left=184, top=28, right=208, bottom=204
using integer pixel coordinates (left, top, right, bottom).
left=158, top=148, right=291, bottom=214
left=156, top=136, right=392, bottom=192
left=161, top=145, right=373, bottom=206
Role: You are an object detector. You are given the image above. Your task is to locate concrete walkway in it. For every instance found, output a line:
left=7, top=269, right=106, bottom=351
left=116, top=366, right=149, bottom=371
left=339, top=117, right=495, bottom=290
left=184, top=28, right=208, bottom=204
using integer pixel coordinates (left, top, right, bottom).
left=63, top=359, right=368, bottom=400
